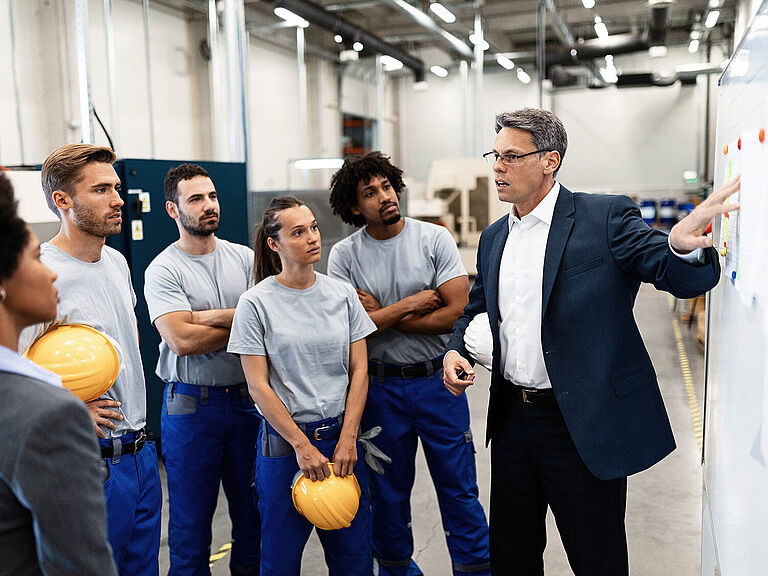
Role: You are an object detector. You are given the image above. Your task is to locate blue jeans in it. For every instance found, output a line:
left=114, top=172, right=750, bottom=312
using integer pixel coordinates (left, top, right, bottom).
left=162, top=382, right=261, bottom=576
left=255, top=417, right=372, bottom=576
left=100, top=431, right=162, bottom=576
left=365, top=369, right=491, bottom=576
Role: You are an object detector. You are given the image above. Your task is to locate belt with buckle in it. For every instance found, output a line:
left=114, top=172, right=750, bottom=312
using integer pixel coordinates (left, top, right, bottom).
left=265, top=415, right=344, bottom=442
left=511, top=385, right=556, bottom=405
left=370, top=357, right=443, bottom=379
left=100, top=429, right=147, bottom=459
left=298, top=416, right=343, bottom=441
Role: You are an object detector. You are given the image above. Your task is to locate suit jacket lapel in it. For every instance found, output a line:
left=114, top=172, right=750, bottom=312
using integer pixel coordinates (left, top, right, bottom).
left=542, top=186, right=575, bottom=317
left=486, top=221, right=509, bottom=337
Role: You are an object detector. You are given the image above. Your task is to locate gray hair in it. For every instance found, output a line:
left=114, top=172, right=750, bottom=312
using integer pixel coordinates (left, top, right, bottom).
left=495, top=108, right=568, bottom=176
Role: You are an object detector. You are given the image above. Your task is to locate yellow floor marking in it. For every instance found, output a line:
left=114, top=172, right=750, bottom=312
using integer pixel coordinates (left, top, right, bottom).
left=670, top=297, right=704, bottom=452
left=209, top=542, right=233, bottom=568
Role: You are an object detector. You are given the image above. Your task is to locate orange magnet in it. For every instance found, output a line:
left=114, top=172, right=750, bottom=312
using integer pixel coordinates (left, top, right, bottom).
left=760, top=128, right=765, bottom=144
left=724, top=144, right=728, bottom=155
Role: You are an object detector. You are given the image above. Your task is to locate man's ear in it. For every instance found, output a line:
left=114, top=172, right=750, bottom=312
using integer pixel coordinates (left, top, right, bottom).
left=543, top=151, right=561, bottom=175
left=166, top=201, right=179, bottom=219
left=52, top=190, right=72, bottom=212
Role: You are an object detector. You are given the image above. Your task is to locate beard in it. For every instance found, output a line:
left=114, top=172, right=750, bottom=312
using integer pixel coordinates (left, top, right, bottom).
left=71, top=198, right=122, bottom=237
left=380, top=204, right=401, bottom=226
left=179, top=208, right=219, bottom=237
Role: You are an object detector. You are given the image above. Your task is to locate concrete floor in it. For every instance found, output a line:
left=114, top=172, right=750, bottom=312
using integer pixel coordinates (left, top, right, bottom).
left=157, top=283, right=706, bottom=575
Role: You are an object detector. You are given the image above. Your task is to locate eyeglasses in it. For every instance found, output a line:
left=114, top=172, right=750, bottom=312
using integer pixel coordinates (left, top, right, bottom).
left=482, top=149, right=549, bottom=165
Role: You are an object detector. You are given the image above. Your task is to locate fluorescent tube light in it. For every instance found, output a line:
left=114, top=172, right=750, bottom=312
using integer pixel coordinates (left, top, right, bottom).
left=429, top=2, right=456, bottom=24
left=705, top=10, right=720, bottom=28
left=648, top=45, right=667, bottom=58
left=380, top=55, right=403, bottom=71
left=496, top=54, right=515, bottom=70
left=469, top=33, right=489, bottom=51
left=430, top=65, right=448, bottom=77
left=594, top=16, right=609, bottom=39
left=273, top=7, right=309, bottom=28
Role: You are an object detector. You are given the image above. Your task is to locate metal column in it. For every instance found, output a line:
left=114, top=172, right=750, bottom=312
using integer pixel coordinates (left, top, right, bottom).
left=142, top=0, right=156, bottom=157
left=297, top=25, right=308, bottom=187
left=375, top=54, right=385, bottom=151
left=460, top=59, right=470, bottom=156
left=536, top=0, right=546, bottom=109
left=473, top=5, right=484, bottom=156
left=75, top=0, right=94, bottom=144
left=103, top=0, right=120, bottom=153
left=8, top=0, right=24, bottom=163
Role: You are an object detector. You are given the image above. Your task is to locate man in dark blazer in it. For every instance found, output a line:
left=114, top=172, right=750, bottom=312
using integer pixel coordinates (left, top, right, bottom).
left=443, top=107, right=740, bottom=576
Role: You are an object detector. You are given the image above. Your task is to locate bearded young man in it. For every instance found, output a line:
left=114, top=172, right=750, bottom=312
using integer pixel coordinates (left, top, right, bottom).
left=144, top=163, right=261, bottom=576
left=20, top=143, right=162, bottom=576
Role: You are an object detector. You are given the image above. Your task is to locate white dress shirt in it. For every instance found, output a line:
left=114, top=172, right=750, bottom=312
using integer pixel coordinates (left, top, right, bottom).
left=498, top=182, right=560, bottom=389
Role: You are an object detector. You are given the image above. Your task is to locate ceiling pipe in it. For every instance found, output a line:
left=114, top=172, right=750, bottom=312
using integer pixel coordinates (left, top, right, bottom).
left=267, top=0, right=426, bottom=81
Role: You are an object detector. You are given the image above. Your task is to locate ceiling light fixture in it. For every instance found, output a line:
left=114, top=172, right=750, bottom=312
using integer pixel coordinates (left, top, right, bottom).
left=334, top=34, right=343, bottom=43
left=430, top=65, right=449, bottom=77
left=496, top=54, right=515, bottom=70
left=353, top=41, right=364, bottom=51
left=705, top=10, right=720, bottom=28
left=380, top=55, right=404, bottom=71
left=688, top=39, right=700, bottom=53
left=594, top=16, right=609, bottom=39
left=273, top=7, right=309, bottom=28
left=469, top=33, right=490, bottom=51
left=429, top=2, right=457, bottom=24
left=517, top=68, right=531, bottom=84
left=582, top=0, right=595, bottom=8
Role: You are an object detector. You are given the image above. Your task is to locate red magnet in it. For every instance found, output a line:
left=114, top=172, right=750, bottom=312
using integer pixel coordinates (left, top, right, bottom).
left=738, top=137, right=742, bottom=150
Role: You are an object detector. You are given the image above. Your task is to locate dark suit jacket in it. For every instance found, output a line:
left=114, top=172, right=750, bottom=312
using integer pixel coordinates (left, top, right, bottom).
left=447, top=185, right=720, bottom=480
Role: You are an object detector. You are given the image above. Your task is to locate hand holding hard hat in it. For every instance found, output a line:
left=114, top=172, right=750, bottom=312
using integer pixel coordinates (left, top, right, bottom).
left=291, top=463, right=362, bottom=530
left=464, top=312, right=493, bottom=371
left=24, top=324, right=120, bottom=402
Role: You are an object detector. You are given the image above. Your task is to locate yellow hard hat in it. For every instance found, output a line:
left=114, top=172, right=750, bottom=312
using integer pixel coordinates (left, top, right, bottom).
left=24, top=324, right=120, bottom=402
left=291, top=463, right=362, bottom=530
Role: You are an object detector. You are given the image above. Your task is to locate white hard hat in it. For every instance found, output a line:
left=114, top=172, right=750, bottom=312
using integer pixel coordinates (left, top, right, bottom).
left=464, top=313, right=493, bottom=371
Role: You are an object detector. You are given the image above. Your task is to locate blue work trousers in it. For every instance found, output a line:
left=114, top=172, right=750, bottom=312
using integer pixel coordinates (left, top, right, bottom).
left=255, top=418, right=372, bottom=576
left=162, top=382, right=261, bottom=576
left=365, top=370, right=491, bottom=576
left=100, top=431, right=163, bottom=576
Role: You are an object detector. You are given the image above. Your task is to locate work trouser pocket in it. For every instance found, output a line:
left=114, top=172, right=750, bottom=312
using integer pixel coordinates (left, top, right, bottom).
left=260, top=428, right=294, bottom=457
left=166, top=390, right=197, bottom=415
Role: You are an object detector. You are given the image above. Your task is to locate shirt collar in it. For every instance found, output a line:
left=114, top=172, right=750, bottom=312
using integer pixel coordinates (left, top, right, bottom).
left=508, top=181, right=561, bottom=231
left=0, top=345, right=63, bottom=388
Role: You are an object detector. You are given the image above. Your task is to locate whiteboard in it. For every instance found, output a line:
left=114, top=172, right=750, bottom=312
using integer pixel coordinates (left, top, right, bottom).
left=703, top=2, right=768, bottom=574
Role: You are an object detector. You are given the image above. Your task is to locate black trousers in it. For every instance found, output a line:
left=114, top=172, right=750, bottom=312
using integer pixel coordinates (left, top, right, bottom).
left=489, top=385, right=628, bottom=576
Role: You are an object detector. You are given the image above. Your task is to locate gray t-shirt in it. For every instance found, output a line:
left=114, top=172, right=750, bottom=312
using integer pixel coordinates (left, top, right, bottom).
left=19, top=243, right=146, bottom=438
left=327, top=217, right=466, bottom=365
left=144, top=238, right=253, bottom=386
left=227, top=273, right=376, bottom=423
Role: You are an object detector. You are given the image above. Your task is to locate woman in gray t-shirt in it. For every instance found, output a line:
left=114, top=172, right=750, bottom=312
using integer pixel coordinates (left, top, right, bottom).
left=228, top=196, right=375, bottom=576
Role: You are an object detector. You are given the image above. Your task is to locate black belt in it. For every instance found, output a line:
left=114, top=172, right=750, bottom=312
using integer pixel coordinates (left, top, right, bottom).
left=265, top=415, right=344, bottom=442
left=507, top=385, right=557, bottom=405
left=101, top=429, right=147, bottom=459
left=369, top=357, right=443, bottom=379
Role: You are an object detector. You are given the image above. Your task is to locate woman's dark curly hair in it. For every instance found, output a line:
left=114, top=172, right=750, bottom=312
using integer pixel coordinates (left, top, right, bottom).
left=0, top=172, right=30, bottom=283
left=328, top=152, right=405, bottom=228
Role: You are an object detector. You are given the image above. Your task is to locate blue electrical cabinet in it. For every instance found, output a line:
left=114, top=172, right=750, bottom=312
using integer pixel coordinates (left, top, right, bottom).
left=107, top=159, right=250, bottom=441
